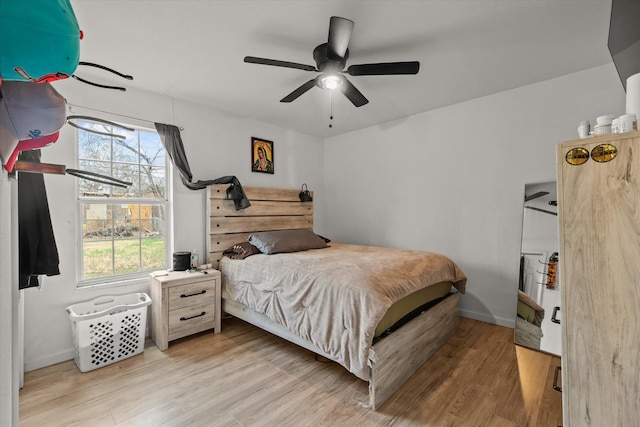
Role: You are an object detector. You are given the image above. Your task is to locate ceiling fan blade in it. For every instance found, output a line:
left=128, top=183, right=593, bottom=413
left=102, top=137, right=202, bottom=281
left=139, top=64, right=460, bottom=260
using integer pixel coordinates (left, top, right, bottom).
left=280, top=79, right=317, bottom=103
left=525, top=206, right=557, bottom=216
left=244, top=56, right=317, bottom=72
left=327, top=16, right=354, bottom=59
left=339, top=76, right=368, bottom=107
left=347, top=61, right=420, bottom=76
left=524, top=191, right=550, bottom=202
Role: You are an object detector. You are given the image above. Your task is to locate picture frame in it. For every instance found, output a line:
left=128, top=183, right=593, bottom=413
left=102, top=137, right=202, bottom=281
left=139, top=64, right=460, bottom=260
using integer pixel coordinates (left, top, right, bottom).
left=251, top=137, right=274, bottom=174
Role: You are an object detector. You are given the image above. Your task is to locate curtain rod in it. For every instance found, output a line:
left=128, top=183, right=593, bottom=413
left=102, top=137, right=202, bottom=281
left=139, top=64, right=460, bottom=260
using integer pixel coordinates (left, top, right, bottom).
left=67, top=103, right=184, bottom=131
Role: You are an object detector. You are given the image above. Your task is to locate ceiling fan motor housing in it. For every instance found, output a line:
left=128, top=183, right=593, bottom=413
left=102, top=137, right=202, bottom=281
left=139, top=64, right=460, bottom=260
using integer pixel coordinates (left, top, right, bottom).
left=313, top=43, right=348, bottom=73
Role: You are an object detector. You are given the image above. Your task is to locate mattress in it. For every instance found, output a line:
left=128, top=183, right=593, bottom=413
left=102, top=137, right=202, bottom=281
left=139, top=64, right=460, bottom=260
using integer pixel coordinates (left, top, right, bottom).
left=219, top=243, right=467, bottom=380
left=374, top=280, right=452, bottom=337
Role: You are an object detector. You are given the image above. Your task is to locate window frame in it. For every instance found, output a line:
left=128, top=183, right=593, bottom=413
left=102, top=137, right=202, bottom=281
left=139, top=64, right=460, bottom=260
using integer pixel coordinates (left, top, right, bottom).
left=74, top=118, right=172, bottom=288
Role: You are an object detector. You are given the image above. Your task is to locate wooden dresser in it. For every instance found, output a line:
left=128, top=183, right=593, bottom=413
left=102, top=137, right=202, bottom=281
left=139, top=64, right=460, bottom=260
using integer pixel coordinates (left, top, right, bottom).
left=557, top=131, right=640, bottom=426
left=149, top=269, right=221, bottom=351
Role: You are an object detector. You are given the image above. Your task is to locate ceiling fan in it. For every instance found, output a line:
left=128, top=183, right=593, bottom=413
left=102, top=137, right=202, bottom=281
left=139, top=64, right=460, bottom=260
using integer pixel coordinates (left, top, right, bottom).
left=524, top=191, right=557, bottom=216
left=244, top=16, right=420, bottom=107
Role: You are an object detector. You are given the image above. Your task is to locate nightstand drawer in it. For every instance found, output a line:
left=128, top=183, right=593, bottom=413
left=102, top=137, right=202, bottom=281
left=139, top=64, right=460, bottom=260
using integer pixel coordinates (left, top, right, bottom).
left=168, top=281, right=215, bottom=310
left=168, top=303, right=216, bottom=340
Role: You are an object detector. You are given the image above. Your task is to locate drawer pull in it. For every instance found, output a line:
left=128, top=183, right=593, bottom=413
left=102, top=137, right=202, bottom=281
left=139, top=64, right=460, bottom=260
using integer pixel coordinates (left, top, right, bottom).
left=553, top=366, right=562, bottom=392
left=551, top=306, right=561, bottom=324
left=180, top=290, right=206, bottom=298
left=180, top=311, right=206, bottom=321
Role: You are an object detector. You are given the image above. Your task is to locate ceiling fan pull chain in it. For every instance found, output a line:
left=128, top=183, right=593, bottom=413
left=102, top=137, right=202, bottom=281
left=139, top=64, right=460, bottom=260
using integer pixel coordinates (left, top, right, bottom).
left=329, top=91, right=333, bottom=128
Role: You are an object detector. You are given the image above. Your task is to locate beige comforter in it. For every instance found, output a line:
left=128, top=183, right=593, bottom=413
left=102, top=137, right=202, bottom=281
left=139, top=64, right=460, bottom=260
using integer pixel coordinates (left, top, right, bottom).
left=220, top=243, right=467, bottom=380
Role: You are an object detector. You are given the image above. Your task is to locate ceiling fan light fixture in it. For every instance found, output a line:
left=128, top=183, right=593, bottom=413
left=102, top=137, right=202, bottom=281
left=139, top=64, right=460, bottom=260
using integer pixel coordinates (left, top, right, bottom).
left=320, top=74, right=341, bottom=90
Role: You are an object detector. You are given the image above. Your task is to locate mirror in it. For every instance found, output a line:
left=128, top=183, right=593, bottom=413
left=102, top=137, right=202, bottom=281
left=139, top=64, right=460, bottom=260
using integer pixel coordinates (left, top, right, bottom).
left=515, top=181, right=561, bottom=356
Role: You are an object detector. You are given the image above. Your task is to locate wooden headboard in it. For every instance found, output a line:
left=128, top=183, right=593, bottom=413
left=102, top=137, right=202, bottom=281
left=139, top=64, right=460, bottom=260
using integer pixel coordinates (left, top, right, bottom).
left=206, top=185, right=314, bottom=267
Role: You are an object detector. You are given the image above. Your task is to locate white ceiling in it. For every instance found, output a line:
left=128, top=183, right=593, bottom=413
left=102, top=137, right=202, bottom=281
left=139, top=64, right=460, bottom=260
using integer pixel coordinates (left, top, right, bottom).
left=70, top=0, right=615, bottom=138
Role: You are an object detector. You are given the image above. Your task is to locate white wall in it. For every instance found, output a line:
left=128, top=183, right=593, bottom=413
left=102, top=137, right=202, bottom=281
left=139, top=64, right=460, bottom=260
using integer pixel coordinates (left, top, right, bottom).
left=0, top=171, right=19, bottom=426
left=322, top=64, right=625, bottom=327
left=521, top=181, right=558, bottom=255
left=22, top=81, right=324, bottom=371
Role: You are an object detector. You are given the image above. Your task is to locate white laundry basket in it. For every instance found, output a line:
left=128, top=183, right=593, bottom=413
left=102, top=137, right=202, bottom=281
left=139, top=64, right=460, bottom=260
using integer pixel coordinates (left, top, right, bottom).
left=66, top=292, right=152, bottom=372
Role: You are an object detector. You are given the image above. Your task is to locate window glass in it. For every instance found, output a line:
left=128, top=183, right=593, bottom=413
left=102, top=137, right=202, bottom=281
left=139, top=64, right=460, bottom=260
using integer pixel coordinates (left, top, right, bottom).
left=77, top=119, right=169, bottom=285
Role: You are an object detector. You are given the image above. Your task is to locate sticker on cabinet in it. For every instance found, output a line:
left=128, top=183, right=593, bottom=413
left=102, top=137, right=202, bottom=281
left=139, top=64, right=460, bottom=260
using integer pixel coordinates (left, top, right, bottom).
left=565, top=147, right=589, bottom=165
left=591, top=144, right=618, bottom=163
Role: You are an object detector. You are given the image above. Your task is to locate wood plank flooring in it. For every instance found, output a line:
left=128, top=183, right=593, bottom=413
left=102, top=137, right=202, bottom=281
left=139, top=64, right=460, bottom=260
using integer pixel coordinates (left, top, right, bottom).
left=19, top=317, right=562, bottom=426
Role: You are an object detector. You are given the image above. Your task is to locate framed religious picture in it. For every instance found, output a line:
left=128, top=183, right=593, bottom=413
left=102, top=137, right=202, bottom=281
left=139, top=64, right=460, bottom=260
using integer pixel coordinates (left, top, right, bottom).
left=251, top=137, right=274, bottom=174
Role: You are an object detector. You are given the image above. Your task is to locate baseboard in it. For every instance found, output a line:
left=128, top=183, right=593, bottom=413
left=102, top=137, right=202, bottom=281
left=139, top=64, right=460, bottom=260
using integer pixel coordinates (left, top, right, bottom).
left=24, top=349, right=74, bottom=372
left=24, top=327, right=151, bottom=372
left=459, top=309, right=515, bottom=329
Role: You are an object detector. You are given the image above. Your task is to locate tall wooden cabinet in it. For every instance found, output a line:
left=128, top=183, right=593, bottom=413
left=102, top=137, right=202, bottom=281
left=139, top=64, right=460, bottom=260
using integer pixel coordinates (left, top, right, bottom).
left=557, top=131, right=640, bottom=426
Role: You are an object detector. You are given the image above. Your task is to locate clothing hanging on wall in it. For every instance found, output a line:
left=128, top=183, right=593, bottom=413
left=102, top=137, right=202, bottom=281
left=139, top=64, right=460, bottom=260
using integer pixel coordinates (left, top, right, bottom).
left=154, top=122, right=251, bottom=210
left=18, top=149, right=60, bottom=289
left=519, top=255, right=525, bottom=292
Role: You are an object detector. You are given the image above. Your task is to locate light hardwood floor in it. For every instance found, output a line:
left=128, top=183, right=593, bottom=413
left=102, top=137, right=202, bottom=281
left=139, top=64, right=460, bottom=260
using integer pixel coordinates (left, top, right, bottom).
left=19, top=317, right=562, bottom=427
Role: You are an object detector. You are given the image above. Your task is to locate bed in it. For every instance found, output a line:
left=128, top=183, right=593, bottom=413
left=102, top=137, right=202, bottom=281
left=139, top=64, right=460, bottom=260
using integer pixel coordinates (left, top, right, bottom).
left=514, top=290, right=544, bottom=350
left=206, top=185, right=467, bottom=409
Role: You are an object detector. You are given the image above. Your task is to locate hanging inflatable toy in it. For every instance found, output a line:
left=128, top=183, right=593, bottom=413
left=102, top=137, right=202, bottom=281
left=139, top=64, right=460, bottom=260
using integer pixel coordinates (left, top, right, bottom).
left=0, top=0, right=81, bottom=84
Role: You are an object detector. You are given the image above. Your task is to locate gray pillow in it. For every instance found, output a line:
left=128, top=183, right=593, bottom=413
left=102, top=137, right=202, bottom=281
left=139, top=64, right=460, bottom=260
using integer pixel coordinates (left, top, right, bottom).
left=248, top=228, right=328, bottom=254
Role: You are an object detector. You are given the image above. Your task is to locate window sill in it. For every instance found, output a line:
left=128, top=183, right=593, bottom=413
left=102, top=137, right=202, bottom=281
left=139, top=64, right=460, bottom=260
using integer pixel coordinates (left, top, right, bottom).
left=75, top=275, right=149, bottom=292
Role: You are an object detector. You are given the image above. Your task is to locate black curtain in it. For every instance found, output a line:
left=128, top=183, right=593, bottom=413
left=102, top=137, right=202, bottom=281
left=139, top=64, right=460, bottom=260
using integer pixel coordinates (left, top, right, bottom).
left=18, top=150, right=60, bottom=289
left=518, top=255, right=525, bottom=292
left=154, top=123, right=251, bottom=210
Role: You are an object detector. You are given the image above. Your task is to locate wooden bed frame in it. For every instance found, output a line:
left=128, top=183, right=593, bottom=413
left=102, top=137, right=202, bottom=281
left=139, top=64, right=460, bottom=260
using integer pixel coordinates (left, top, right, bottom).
left=206, top=185, right=460, bottom=410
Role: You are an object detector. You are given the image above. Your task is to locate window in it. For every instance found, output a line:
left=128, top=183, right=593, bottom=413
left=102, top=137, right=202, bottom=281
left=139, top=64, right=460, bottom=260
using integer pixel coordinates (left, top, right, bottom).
left=76, top=119, right=169, bottom=285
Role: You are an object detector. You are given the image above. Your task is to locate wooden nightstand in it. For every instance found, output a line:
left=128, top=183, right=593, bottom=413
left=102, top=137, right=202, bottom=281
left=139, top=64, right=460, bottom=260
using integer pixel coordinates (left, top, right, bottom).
left=149, top=269, right=221, bottom=351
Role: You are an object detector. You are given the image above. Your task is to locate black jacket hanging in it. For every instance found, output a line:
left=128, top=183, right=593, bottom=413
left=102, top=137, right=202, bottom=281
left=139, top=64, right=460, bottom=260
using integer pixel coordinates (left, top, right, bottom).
left=18, top=149, right=60, bottom=289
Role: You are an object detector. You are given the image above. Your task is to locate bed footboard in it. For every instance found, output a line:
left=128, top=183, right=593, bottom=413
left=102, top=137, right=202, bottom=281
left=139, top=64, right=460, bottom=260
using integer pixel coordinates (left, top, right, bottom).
left=368, top=292, right=459, bottom=410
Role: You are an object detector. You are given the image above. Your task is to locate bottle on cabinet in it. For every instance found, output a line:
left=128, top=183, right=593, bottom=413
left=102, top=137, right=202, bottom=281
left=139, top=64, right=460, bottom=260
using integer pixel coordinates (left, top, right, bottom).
left=191, top=248, right=199, bottom=269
